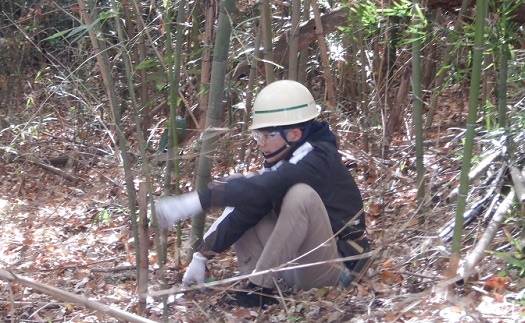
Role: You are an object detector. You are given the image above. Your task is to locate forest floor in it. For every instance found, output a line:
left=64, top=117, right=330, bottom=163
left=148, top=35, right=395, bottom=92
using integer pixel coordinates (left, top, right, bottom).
left=1, top=83, right=525, bottom=322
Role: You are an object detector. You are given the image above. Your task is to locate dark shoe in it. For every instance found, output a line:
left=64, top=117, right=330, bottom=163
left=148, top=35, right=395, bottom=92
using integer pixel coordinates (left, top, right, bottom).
left=350, top=238, right=372, bottom=282
left=235, top=282, right=278, bottom=307
left=339, top=236, right=372, bottom=287
left=342, top=254, right=372, bottom=287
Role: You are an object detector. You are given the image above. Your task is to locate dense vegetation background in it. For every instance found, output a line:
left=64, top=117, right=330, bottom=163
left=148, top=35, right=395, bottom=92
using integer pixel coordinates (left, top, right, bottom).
left=1, top=0, right=525, bottom=321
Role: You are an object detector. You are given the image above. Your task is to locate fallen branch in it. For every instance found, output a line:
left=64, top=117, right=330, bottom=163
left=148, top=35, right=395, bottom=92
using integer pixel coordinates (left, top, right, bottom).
left=90, top=265, right=136, bottom=273
left=509, top=166, right=525, bottom=203
left=2, top=148, right=84, bottom=183
left=457, top=189, right=515, bottom=282
left=27, top=158, right=84, bottom=183
left=0, top=269, right=155, bottom=323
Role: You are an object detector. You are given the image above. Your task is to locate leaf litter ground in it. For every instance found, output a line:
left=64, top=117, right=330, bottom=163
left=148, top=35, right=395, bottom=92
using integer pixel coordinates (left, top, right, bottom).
left=1, top=101, right=525, bottom=322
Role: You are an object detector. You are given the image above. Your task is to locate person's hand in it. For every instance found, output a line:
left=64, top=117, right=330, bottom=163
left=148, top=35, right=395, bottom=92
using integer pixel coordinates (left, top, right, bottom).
left=155, top=192, right=203, bottom=230
left=182, top=253, right=207, bottom=286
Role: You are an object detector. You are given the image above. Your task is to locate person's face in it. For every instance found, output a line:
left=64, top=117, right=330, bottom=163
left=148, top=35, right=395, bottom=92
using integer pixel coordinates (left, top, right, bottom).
left=252, top=128, right=302, bottom=163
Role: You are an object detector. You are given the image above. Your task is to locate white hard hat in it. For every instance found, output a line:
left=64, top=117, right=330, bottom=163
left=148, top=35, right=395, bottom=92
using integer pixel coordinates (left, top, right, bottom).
left=249, top=80, right=320, bottom=130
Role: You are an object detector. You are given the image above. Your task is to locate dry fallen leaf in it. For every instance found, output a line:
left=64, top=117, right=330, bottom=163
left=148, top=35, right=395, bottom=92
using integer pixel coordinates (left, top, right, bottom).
left=367, top=202, right=383, bottom=216
left=483, top=275, right=510, bottom=291
left=379, top=270, right=403, bottom=283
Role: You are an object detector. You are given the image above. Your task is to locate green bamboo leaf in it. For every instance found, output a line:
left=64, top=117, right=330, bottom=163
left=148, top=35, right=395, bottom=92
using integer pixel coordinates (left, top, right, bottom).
left=490, top=251, right=525, bottom=272
left=98, top=10, right=116, bottom=20
left=136, top=59, right=160, bottom=70
left=414, top=6, right=426, bottom=21
left=43, top=29, right=72, bottom=41
left=67, top=17, right=101, bottom=39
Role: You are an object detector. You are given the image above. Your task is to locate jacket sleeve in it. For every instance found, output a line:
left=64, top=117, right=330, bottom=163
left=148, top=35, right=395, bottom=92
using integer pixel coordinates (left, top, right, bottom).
left=197, top=205, right=269, bottom=257
left=197, top=171, right=293, bottom=257
left=208, top=156, right=325, bottom=211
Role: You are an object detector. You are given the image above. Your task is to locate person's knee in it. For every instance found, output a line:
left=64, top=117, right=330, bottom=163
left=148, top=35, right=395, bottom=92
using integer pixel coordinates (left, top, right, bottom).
left=286, top=183, right=316, bottom=198
left=283, top=183, right=321, bottom=208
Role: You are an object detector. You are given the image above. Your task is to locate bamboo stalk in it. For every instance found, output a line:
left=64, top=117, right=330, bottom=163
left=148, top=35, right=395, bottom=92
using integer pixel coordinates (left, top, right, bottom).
left=411, top=0, right=425, bottom=211
left=287, top=0, right=301, bottom=80
left=77, top=0, right=139, bottom=271
left=240, top=22, right=263, bottom=167
left=446, top=149, right=502, bottom=203
left=129, top=0, right=150, bottom=135
left=197, top=0, right=215, bottom=130
left=110, top=2, right=155, bottom=316
left=191, top=0, right=237, bottom=257
left=137, top=181, right=149, bottom=315
left=297, top=0, right=311, bottom=84
left=310, top=0, right=336, bottom=107
left=261, top=0, right=275, bottom=83
left=450, top=0, right=488, bottom=265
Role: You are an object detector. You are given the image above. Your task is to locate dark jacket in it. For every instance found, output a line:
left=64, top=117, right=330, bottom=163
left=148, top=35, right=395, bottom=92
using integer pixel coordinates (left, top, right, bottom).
left=197, top=121, right=365, bottom=267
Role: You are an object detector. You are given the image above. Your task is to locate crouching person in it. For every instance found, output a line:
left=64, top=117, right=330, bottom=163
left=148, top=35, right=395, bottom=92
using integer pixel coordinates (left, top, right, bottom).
left=155, top=80, right=371, bottom=307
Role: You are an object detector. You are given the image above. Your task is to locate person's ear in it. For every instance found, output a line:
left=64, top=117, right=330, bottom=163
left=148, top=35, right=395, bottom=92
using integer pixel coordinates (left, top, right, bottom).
left=290, top=128, right=302, bottom=141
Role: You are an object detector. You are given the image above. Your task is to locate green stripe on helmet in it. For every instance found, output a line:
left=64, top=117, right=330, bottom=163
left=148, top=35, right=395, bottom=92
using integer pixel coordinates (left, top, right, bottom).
left=254, top=103, right=309, bottom=114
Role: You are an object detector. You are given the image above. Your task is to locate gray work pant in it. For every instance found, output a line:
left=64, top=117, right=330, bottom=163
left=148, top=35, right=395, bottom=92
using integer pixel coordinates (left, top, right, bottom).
left=233, top=183, right=344, bottom=290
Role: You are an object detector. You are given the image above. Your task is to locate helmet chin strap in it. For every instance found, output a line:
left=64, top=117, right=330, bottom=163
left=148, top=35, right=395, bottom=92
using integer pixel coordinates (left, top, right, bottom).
left=261, top=121, right=314, bottom=160
left=262, top=143, right=289, bottom=159
left=261, top=128, right=294, bottom=159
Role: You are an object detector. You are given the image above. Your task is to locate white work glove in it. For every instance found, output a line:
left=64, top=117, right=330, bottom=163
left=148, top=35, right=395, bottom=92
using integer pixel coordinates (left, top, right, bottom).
left=155, top=192, right=203, bottom=230
left=182, top=253, right=208, bottom=286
